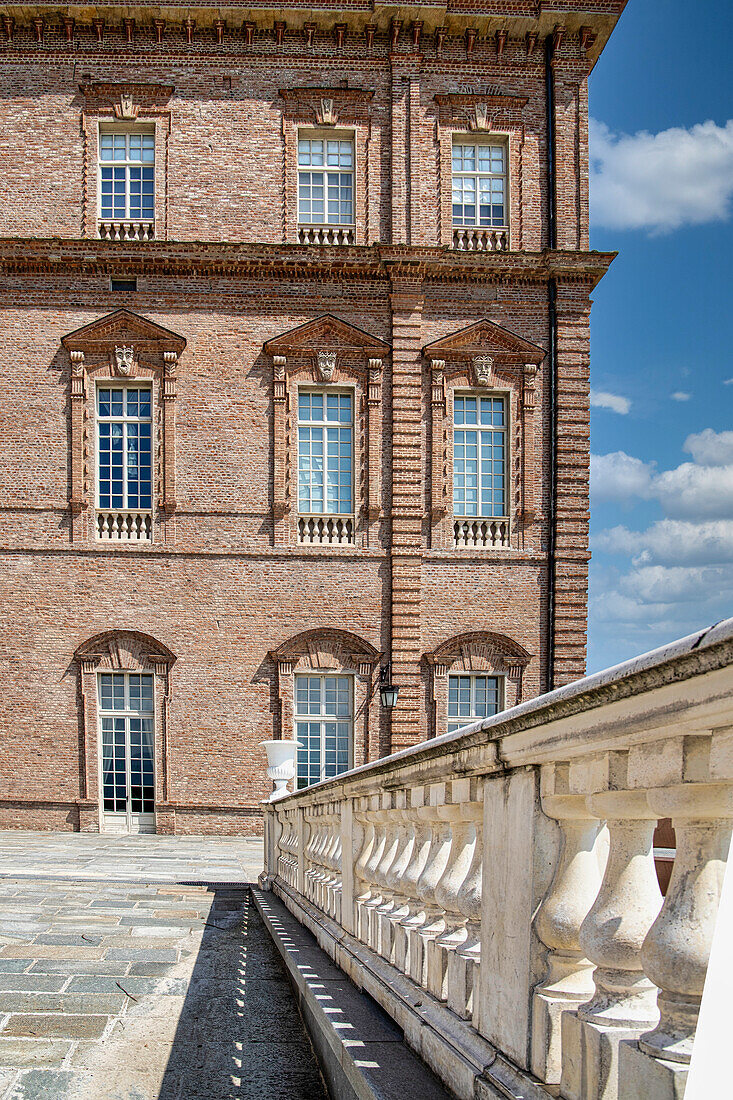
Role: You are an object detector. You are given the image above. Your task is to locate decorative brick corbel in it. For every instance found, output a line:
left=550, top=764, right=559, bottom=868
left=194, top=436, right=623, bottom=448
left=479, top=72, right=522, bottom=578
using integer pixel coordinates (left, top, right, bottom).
left=2, top=15, right=15, bottom=42
left=243, top=21, right=254, bottom=46
left=334, top=23, right=346, bottom=49
left=366, top=358, right=383, bottom=523
left=364, top=25, right=375, bottom=49
left=390, top=20, right=401, bottom=50
left=430, top=359, right=447, bottom=525
left=69, top=352, right=87, bottom=524
left=161, top=352, right=178, bottom=514
left=304, top=23, right=315, bottom=47
left=435, top=26, right=447, bottom=52
left=411, top=21, right=422, bottom=49
left=123, top=19, right=134, bottom=44
left=62, top=17, right=74, bottom=42
left=495, top=29, right=507, bottom=58
left=214, top=19, right=225, bottom=45
left=526, top=31, right=538, bottom=55
left=465, top=28, right=477, bottom=56
left=272, top=355, right=290, bottom=537
left=93, top=18, right=104, bottom=44
left=32, top=17, right=44, bottom=44
left=274, top=21, right=285, bottom=47
left=184, top=18, right=194, bottom=45
left=153, top=19, right=165, bottom=45
left=521, top=362, right=539, bottom=524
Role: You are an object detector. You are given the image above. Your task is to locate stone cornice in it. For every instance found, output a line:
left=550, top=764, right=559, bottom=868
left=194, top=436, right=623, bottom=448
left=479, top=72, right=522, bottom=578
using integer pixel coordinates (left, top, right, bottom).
left=0, top=240, right=616, bottom=288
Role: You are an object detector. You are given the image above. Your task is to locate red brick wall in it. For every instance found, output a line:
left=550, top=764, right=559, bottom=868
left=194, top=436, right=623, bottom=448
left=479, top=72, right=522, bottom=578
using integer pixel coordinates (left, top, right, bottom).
left=0, top=5, right=621, bottom=833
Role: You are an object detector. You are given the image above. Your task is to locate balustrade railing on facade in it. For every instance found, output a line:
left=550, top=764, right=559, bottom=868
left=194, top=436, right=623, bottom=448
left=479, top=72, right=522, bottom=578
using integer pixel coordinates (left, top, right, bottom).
left=261, top=618, right=733, bottom=1100
left=453, top=517, right=510, bottom=548
left=98, top=220, right=155, bottom=242
left=452, top=226, right=509, bottom=252
left=96, top=509, right=153, bottom=542
left=297, top=515, right=355, bottom=546
left=297, top=225, right=355, bottom=246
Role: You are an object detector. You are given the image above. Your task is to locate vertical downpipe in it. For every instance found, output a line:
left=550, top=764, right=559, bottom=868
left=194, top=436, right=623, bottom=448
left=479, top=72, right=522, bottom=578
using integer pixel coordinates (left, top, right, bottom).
left=545, top=31, right=558, bottom=692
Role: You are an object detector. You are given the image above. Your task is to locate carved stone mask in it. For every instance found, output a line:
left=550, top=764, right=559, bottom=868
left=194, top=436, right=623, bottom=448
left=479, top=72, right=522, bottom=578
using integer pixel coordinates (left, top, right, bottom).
left=114, top=345, right=134, bottom=376
left=472, top=355, right=493, bottom=386
left=317, top=351, right=337, bottom=382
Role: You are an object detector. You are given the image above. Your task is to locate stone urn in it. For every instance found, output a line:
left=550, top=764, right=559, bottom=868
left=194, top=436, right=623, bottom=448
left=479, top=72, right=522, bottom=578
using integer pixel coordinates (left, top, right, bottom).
left=259, top=739, right=301, bottom=802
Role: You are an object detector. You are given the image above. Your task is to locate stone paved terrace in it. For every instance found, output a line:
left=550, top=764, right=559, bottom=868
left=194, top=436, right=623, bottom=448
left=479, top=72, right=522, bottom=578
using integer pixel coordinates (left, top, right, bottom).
left=0, top=831, right=329, bottom=1100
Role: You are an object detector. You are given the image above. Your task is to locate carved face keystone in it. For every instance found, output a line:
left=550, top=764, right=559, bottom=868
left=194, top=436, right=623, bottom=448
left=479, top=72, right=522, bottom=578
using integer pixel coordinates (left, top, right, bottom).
left=472, top=355, right=493, bottom=387
left=114, top=345, right=135, bottom=376
left=316, top=351, right=337, bottom=383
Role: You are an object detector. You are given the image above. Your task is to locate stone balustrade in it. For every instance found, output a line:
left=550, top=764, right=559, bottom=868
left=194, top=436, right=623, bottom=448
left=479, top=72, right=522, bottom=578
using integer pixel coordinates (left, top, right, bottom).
left=261, top=618, right=733, bottom=1100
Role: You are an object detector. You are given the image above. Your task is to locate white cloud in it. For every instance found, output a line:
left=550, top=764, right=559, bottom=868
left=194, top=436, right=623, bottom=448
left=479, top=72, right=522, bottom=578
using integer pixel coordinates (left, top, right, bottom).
left=684, top=428, right=733, bottom=466
left=655, top=463, right=733, bottom=520
left=724, top=379, right=733, bottom=386
left=590, top=390, right=631, bottom=415
left=590, top=451, right=654, bottom=501
left=589, top=117, right=733, bottom=233
left=671, top=391, right=691, bottom=402
left=593, top=520, right=733, bottom=567
left=590, top=432, right=733, bottom=669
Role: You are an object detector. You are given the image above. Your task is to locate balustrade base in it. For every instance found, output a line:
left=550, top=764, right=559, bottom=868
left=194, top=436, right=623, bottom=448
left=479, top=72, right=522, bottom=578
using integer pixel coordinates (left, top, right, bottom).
left=268, top=878, right=546, bottom=1100
left=561, top=1012, right=660, bottom=1100
left=617, top=1040, right=688, bottom=1100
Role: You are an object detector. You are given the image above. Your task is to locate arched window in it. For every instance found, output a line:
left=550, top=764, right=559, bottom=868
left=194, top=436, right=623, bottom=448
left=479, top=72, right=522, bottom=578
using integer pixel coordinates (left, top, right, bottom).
left=269, top=629, right=380, bottom=787
left=426, top=631, right=531, bottom=737
left=74, top=630, right=176, bottom=834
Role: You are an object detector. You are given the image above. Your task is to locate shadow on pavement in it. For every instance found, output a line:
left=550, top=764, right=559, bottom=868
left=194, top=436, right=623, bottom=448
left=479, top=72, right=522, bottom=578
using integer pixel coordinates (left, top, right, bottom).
left=157, top=886, right=328, bottom=1100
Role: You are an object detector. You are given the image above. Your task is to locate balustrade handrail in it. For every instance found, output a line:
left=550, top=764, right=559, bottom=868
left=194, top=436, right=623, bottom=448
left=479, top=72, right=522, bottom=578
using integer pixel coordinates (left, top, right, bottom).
left=261, top=617, right=733, bottom=1100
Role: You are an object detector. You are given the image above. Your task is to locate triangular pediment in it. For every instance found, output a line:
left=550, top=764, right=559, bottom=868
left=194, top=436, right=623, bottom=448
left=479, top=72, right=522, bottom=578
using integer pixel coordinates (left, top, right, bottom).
left=61, top=310, right=186, bottom=354
left=424, top=319, right=545, bottom=363
left=264, top=315, right=390, bottom=356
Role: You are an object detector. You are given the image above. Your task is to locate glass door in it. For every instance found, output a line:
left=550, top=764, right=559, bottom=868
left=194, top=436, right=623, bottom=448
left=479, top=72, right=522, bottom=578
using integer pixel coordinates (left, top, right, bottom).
left=99, top=673, right=155, bottom=833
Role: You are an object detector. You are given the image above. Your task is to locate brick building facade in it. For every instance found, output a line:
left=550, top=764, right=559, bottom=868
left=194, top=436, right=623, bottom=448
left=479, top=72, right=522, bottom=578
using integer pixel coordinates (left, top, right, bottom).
left=0, top=2, right=625, bottom=834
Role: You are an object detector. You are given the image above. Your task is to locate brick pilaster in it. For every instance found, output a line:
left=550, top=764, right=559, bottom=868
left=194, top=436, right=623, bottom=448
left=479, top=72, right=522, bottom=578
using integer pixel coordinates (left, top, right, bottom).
left=389, top=275, right=424, bottom=748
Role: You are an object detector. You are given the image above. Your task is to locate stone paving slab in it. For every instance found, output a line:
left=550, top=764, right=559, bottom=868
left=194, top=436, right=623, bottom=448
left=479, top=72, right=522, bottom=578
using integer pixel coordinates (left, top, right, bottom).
left=0, top=831, right=329, bottom=1100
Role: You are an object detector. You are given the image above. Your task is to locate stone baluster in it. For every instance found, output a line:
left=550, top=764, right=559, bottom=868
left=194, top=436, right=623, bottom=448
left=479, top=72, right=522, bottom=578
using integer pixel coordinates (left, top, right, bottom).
left=447, top=800, right=484, bottom=1021
left=617, top=780, right=733, bottom=1098
left=561, top=789, right=663, bottom=1100
left=330, top=822, right=343, bottom=923
left=376, top=803, right=415, bottom=961
left=353, top=801, right=376, bottom=937
left=367, top=799, right=400, bottom=949
left=427, top=793, right=478, bottom=1001
left=408, top=799, right=453, bottom=988
left=394, top=792, right=433, bottom=974
left=357, top=808, right=388, bottom=943
left=532, top=791, right=607, bottom=1084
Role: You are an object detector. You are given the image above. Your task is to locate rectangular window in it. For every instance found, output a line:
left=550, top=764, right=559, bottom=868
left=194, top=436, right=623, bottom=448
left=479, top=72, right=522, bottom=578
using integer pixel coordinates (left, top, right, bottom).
left=97, top=386, right=153, bottom=512
left=298, top=391, right=353, bottom=515
left=294, top=674, right=352, bottom=788
left=447, top=674, right=501, bottom=733
left=452, top=140, right=506, bottom=228
left=298, top=137, right=354, bottom=225
left=453, top=395, right=506, bottom=518
left=99, top=131, right=155, bottom=223
left=99, top=672, right=154, bottom=815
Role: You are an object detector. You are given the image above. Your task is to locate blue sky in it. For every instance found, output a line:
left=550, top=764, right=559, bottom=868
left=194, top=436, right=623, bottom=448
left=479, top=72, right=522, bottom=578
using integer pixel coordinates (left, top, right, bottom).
left=585, top=0, right=733, bottom=672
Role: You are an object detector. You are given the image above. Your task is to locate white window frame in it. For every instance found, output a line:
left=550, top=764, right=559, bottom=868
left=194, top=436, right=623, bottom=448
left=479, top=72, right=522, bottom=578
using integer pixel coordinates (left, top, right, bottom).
left=451, top=136, right=508, bottom=229
left=98, top=671, right=156, bottom=828
left=96, top=383, right=154, bottom=512
left=297, top=129, right=355, bottom=228
left=447, top=673, right=503, bottom=733
left=297, top=387, right=355, bottom=518
left=97, top=124, right=156, bottom=226
left=294, top=673, right=354, bottom=788
left=453, top=391, right=508, bottom=519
